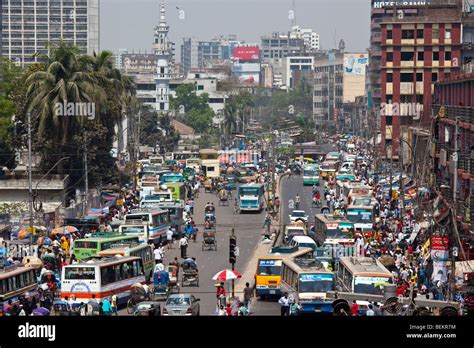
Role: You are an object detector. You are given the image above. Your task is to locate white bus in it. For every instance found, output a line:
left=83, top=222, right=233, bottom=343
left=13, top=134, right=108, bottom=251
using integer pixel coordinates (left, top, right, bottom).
left=280, top=248, right=335, bottom=315
left=60, top=256, right=145, bottom=305
left=118, top=209, right=170, bottom=245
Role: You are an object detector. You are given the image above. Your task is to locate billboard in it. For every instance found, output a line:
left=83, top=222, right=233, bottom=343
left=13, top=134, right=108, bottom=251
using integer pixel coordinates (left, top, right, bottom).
left=343, top=54, right=368, bottom=76
left=234, top=46, right=260, bottom=62
left=233, top=62, right=260, bottom=85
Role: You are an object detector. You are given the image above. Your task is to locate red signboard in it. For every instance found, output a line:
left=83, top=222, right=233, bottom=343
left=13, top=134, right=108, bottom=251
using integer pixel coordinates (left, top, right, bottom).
left=431, top=236, right=449, bottom=250
left=234, top=46, right=260, bottom=61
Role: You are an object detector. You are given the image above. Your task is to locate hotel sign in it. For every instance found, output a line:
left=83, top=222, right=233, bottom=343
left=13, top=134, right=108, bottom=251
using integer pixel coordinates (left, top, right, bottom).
left=373, top=1, right=432, bottom=8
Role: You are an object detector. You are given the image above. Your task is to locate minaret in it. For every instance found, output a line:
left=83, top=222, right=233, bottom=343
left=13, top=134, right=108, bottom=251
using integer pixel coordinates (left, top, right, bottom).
left=154, top=0, right=170, bottom=113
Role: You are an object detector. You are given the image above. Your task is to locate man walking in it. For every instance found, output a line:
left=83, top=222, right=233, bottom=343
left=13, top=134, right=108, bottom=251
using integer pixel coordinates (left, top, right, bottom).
left=278, top=293, right=290, bottom=316
left=111, top=293, right=118, bottom=316
left=166, top=228, right=174, bottom=249
left=179, top=236, right=188, bottom=259
left=154, top=244, right=164, bottom=264
left=243, top=282, right=254, bottom=313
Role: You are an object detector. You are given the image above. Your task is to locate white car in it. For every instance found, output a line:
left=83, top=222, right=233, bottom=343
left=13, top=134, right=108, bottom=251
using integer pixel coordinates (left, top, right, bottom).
left=288, top=210, right=309, bottom=223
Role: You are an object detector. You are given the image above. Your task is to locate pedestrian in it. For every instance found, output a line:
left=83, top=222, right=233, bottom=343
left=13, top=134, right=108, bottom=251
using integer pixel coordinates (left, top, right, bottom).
left=166, top=228, right=174, bottom=249
left=238, top=302, right=249, bottom=316
left=102, top=297, right=112, bottom=316
left=243, top=282, right=253, bottom=313
left=216, top=282, right=226, bottom=308
left=154, top=260, right=165, bottom=272
left=154, top=244, right=164, bottom=264
left=278, top=293, right=290, bottom=316
left=179, top=236, right=188, bottom=259
left=111, top=293, right=118, bottom=316
left=366, top=304, right=375, bottom=316
left=217, top=305, right=226, bottom=316
left=351, top=300, right=359, bottom=316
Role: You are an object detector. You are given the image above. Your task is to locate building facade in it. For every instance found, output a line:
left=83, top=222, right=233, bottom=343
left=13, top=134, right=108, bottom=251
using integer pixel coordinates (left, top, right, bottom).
left=1, top=0, right=99, bottom=67
left=260, top=32, right=304, bottom=64
left=286, top=56, right=314, bottom=90
left=290, top=25, right=320, bottom=52
left=378, top=0, right=463, bottom=157
left=432, top=73, right=473, bottom=240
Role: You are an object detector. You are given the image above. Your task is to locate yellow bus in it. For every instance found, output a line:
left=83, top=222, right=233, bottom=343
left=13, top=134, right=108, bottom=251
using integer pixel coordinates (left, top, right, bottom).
left=255, top=256, right=283, bottom=299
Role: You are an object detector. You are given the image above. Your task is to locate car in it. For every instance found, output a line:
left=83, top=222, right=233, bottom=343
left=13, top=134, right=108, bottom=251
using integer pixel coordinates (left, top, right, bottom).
left=163, top=294, right=200, bottom=316
left=133, top=301, right=162, bottom=316
left=288, top=210, right=309, bottom=223
left=289, top=236, right=316, bottom=250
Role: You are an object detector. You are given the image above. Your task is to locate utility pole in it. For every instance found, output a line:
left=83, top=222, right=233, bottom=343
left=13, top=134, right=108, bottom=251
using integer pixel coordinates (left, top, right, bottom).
left=450, top=117, right=459, bottom=301
left=27, top=112, right=33, bottom=244
left=399, top=137, right=405, bottom=220
left=83, top=133, right=89, bottom=217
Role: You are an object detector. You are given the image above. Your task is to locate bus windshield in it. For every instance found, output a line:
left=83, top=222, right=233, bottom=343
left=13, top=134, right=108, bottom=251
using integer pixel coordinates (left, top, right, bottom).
left=298, top=274, right=334, bottom=292
left=162, top=175, right=183, bottom=183
left=354, top=276, right=391, bottom=295
left=125, top=214, right=149, bottom=223
left=239, top=188, right=259, bottom=196
left=258, top=260, right=282, bottom=276
left=347, top=209, right=373, bottom=223
left=321, top=162, right=336, bottom=171
left=65, top=267, right=96, bottom=280
left=326, top=228, right=350, bottom=240
left=303, top=169, right=319, bottom=176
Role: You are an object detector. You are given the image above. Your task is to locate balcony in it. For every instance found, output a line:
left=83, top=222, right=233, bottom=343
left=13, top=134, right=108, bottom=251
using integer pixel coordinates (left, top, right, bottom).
left=433, top=105, right=473, bottom=124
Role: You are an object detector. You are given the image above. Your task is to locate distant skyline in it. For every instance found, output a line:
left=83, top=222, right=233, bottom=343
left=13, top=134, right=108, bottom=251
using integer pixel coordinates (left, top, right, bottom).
left=101, top=0, right=371, bottom=56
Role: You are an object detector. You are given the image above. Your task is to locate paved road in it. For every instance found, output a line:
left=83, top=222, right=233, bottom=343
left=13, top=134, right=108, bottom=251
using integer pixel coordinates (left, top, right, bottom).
left=156, top=189, right=268, bottom=315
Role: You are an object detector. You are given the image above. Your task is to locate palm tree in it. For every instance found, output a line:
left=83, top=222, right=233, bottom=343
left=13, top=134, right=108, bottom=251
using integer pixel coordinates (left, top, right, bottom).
left=25, top=42, right=103, bottom=144
left=223, top=100, right=238, bottom=140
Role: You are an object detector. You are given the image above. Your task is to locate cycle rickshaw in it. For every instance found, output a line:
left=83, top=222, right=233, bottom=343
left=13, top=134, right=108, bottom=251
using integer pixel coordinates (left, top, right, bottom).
left=181, top=258, right=199, bottom=287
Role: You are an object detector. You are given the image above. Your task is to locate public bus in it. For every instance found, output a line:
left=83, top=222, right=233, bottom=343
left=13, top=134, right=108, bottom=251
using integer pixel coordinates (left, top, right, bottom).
left=185, top=158, right=201, bottom=173
left=118, top=209, right=170, bottom=245
left=336, top=256, right=393, bottom=296
left=237, top=183, right=265, bottom=212
left=0, top=265, right=39, bottom=315
left=139, top=194, right=184, bottom=232
left=342, top=182, right=373, bottom=205
left=173, top=151, right=200, bottom=164
left=72, top=235, right=140, bottom=261
left=160, top=172, right=184, bottom=184
left=320, top=161, right=339, bottom=180
left=325, top=152, right=342, bottom=161
left=280, top=248, right=335, bottom=314
left=346, top=201, right=379, bottom=237
left=255, top=256, right=283, bottom=299
left=166, top=182, right=187, bottom=203
left=98, top=243, right=155, bottom=281
left=149, top=156, right=164, bottom=165
left=61, top=256, right=146, bottom=305
left=314, top=214, right=354, bottom=246
left=302, top=164, right=320, bottom=186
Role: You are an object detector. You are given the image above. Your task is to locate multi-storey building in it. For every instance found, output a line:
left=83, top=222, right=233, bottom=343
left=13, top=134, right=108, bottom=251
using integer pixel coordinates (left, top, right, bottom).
left=1, top=0, right=99, bottom=67
left=290, top=25, right=320, bottom=52
left=285, top=55, right=314, bottom=90
left=260, top=32, right=304, bottom=64
left=180, top=36, right=239, bottom=76
left=378, top=0, right=463, bottom=157
left=432, top=72, right=473, bottom=242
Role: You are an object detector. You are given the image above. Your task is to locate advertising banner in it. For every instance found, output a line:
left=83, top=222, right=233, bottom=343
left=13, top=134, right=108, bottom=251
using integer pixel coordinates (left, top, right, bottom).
left=343, top=54, right=368, bottom=76
left=234, top=46, right=260, bottom=61
left=431, top=235, right=449, bottom=250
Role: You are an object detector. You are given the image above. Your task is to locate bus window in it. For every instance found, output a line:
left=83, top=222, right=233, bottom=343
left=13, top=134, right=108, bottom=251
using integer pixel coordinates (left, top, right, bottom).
left=65, top=267, right=95, bottom=280
left=74, top=241, right=98, bottom=249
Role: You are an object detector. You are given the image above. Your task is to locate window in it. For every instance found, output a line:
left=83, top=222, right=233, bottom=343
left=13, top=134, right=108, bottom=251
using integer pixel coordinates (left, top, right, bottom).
left=386, top=116, right=393, bottom=125
left=445, top=51, right=451, bottom=61
left=433, top=51, right=439, bottom=61
left=417, top=51, right=424, bottom=61
left=386, top=73, right=393, bottom=82
left=401, top=52, right=414, bottom=61
left=433, top=28, right=439, bottom=39
left=387, top=30, right=392, bottom=39
left=386, top=52, right=393, bottom=62
left=402, top=30, right=414, bottom=39
left=65, top=267, right=96, bottom=280
left=416, top=73, right=423, bottom=82
left=445, top=29, right=451, bottom=39
left=416, top=29, right=424, bottom=38
left=432, top=72, right=438, bottom=82
left=400, top=73, right=413, bottom=82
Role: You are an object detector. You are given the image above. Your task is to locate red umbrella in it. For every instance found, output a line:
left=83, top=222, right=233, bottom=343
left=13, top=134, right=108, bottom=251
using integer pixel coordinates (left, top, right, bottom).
left=212, top=269, right=242, bottom=282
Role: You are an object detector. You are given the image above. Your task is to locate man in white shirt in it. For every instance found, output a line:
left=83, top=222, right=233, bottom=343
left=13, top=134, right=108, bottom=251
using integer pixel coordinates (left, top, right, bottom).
left=166, top=228, right=174, bottom=249
left=179, top=236, right=188, bottom=259
left=278, top=293, right=290, bottom=316
left=154, top=260, right=165, bottom=272
left=366, top=304, right=375, bottom=316
left=154, top=245, right=164, bottom=263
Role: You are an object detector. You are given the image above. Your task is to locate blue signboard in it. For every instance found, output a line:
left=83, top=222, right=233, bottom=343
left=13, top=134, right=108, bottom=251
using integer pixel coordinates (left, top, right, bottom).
left=299, top=273, right=333, bottom=281
left=259, top=260, right=276, bottom=266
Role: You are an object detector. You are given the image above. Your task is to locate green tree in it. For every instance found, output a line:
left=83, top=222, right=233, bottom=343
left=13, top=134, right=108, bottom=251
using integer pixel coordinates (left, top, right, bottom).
left=0, top=58, right=22, bottom=168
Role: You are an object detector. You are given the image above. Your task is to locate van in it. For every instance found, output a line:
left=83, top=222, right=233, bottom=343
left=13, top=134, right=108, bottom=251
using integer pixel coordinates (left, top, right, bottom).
left=289, top=236, right=317, bottom=250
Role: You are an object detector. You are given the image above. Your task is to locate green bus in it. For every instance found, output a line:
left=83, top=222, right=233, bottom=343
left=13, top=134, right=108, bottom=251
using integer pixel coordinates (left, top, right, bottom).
left=303, top=164, right=320, bottom=185
left=72, top=234, right=140, bottom=261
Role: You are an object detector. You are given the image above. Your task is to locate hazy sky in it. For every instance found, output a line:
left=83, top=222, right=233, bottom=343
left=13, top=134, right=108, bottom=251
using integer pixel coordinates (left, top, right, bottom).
left=101, top=0, right=370, bottom=56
